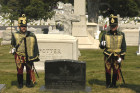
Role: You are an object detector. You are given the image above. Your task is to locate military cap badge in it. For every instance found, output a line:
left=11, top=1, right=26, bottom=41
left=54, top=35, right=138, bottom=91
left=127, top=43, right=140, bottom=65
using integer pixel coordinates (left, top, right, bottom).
left=18, top=14, right=27, bottom=27
left=109, top=14, right=118, bottom=26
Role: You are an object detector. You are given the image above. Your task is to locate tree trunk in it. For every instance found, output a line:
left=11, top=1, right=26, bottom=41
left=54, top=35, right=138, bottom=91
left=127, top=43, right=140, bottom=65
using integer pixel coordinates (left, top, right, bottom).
left=87, top=0, right=100, bottom=23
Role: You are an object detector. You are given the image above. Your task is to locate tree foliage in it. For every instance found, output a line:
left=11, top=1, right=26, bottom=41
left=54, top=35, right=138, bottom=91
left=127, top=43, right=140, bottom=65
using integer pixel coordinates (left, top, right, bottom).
left=25, top=0, right=45, bottom=20
left=99, top=0, right=140, bottom=17
left=0, top=0, right=139, bottom=21
left=0, top=0, right=73, bottom=20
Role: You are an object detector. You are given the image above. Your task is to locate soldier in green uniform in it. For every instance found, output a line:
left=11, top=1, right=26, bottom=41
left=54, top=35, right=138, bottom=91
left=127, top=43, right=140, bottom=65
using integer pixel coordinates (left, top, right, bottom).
left=11, top=14, right=39, bottom=88
left=100, top=13, right=126, bottom=88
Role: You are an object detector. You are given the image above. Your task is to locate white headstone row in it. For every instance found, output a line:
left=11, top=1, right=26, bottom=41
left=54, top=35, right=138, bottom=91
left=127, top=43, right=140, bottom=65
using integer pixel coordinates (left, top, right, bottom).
left=119, top=23, right=140, bottom=31
left=0, top=16, right=11, bottom=26
left=1, top=27, right=44, bottom=45
left=0, top=15, right=50, bottom=26
left=1, top=27, right=16, bottom=45
left=122, top=29, right=139, bottom=46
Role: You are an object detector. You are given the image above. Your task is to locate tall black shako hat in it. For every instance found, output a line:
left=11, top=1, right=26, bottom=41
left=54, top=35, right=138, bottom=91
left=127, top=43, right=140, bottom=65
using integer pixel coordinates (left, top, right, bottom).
left=18, top=14, right=27, bottom=27
left=109, top=14, right=118, bottom=27
left=109, top=9, right=118, bottom=27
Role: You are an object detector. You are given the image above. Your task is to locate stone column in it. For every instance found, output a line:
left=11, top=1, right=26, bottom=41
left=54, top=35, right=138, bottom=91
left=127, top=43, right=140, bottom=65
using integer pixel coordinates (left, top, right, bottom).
left=74, top=0, right=86, bottom=15
left=72, top=0, right=99, bottom=49
left=72, top=0, right=87, bottom=36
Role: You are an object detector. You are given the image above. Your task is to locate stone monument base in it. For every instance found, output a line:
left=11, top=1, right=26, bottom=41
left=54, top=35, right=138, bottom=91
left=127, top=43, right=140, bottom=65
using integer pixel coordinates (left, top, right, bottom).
left=1, top=41, right=11, bottom=45
left=122, top=29, right=139, bottom=46
left=34, top=34, right=79, bottom=71
left=76, top=32, right=99, bottom=49
left=40, top=86, right=92, bottom=93
left=0, top=84, right=6, bottom=92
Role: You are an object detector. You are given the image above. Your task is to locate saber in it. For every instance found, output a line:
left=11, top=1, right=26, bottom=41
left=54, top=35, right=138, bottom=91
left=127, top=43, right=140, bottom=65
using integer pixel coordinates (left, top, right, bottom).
left=33, top=63, right=39, bottom=78
left=119, top=68, right=125, bottom=84
left=118, top=63, right=125, bottom=84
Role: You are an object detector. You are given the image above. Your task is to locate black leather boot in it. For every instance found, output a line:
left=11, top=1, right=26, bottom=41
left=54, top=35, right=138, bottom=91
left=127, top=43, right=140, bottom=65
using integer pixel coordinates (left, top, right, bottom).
left=106, top=73, right=111, bottom=88
left=112, top=74, right=117, bottom=88
left=26, top=74, right=33, bottom=88
left=17, top=74, right=23, bottom=89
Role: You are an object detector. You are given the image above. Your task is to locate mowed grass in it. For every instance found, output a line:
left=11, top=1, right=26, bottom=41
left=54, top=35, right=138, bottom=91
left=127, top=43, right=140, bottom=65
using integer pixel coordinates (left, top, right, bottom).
left=0, top=38, right=140, bottom=93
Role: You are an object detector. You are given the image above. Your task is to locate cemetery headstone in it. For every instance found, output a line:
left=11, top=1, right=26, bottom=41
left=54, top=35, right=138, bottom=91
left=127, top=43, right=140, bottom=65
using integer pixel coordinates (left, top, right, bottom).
left=1, top=27, right=16, bottom=45
left=13, top=20, right=18, bottom=26
left=48, top=25, right=60, bottom=34
left=122, top=29, right=139, bottom=46
left=48, top=29, right=60, bottom=34
left=40, top=60, right=86, bottom=92
left=34, top=34, right=79, bottom=70
left=36, top=28, right=43, bottom=34
left=94, top=25, right=101, bottom=40
left=48, top=26, right=53, bottom=32
left=47, top=17, right=56, bottom=29
left=27, top=27, right=37, bottom=34
left=40, top=19, right=45, bottom=25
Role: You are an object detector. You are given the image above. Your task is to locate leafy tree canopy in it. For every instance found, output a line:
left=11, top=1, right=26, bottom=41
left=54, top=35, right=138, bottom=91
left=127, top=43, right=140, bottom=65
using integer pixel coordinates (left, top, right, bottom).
left=0, top=0, right=139, bottom=21
left=0, top=0, right=73, bottom=20
left=99, top=0, right=140, bottom=17
left=25, top=0, right=45, bottom=20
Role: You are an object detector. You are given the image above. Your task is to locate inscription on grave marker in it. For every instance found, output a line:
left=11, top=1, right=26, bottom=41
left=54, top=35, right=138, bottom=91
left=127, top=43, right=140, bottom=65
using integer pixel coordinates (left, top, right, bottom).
left=45, top=60, right=86, bottom=90
left=36, top=34, right=78, bottom=62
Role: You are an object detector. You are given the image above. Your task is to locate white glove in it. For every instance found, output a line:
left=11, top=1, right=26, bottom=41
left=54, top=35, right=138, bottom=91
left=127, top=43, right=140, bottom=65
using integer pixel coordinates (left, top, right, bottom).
left=117, top=57, right=122, bottom=63
left=101, top=41, right=106, bottom=46
left=11, top=48, right=16, bottom=54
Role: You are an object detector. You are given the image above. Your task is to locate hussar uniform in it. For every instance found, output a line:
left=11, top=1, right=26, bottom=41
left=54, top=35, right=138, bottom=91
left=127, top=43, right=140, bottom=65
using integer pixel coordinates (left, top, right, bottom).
left=100, top=14, right=126, bottom=88
left=11, top=14, right=39, bottom=88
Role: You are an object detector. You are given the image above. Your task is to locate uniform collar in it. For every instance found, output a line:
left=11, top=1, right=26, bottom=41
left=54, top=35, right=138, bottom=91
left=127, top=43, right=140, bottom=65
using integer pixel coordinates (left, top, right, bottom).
left=110, top=30, right=117, bottom=35
left=19, top=30, right=27, bottom=35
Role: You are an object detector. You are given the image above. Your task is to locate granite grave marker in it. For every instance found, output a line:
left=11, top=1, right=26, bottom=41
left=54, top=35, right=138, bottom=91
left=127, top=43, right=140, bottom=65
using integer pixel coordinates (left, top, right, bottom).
left=44, top=60, right=86, bottom=91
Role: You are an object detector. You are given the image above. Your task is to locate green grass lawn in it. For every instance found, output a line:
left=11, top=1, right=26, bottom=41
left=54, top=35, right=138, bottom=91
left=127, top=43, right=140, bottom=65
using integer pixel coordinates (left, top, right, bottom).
left=0, top=38, right=140, bottom=93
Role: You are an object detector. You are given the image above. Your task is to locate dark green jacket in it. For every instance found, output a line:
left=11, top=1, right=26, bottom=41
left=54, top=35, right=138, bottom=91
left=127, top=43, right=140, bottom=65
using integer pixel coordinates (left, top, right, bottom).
left=100, top=30, right=126, bottom=59
left=11, top=31, right=39, bottom=62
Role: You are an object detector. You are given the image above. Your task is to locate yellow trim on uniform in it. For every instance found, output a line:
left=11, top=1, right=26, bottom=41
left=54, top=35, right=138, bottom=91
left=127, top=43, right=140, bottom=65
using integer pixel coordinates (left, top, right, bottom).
left=110, top=14, right=118, bottom=18
left=26, top=37, right=35, bottom=57
left=105, top=35, right=123, bottom=49
left=120, top=52, right=126, bottom=55
left=104, top=34, right=124, bottom=56
left=28, top=55, right=39, bottom=61
left=107, top=49, right=121, bottom=53
left=16, top=52, right=26, bottom=56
